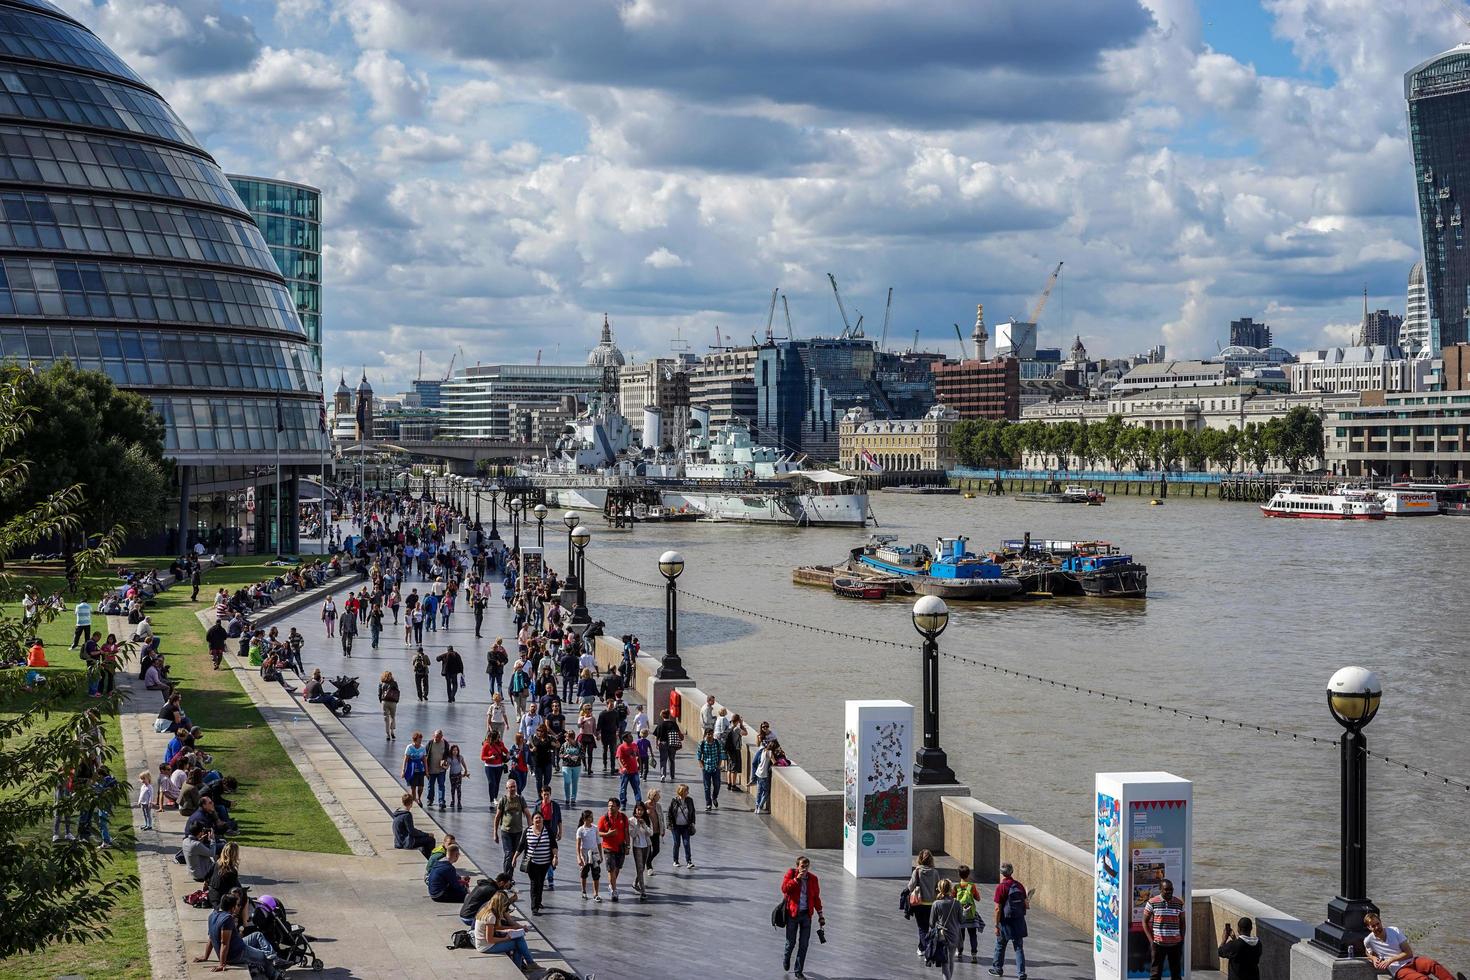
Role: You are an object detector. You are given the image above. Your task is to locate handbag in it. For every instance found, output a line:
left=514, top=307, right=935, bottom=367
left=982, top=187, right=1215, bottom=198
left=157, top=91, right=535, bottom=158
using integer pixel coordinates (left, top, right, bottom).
left=771, top=901, right=789, bottom=929
left=518, top=852, right=530, bottom=874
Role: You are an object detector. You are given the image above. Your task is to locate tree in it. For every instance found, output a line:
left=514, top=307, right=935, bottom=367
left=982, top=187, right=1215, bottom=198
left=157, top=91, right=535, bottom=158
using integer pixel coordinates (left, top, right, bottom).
left=0, top=363, right=168, bottom=570
left=1271, top=407, right=1325, bottom=473
left=1239, top=422, right=1269, bottom=472
left=1157, top=429, right=1192, bottom=472
left=1118, top=427, right=1155, bottom=471
left=0, top=378, right=133, bottom=958
left=1094, top=416, right=1129, bottom=473
left=1183, top=429, right=1212, bottom=472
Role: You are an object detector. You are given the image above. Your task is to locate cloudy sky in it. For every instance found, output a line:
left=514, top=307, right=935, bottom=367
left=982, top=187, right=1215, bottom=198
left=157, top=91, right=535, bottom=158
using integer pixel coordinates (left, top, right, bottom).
left=54, top=0, right=1470, bottom=393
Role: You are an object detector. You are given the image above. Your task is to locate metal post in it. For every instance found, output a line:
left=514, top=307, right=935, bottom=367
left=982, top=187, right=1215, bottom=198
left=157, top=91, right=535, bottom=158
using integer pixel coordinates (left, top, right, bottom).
left=913, top=633, right=957, bottom=785
left=274, top=437, right=282, bottom=557
left=537, top=517, right=545, bottom=547
left=319, top=431, right=326, bottom=555
left=656, top=574, right=688, bottom=679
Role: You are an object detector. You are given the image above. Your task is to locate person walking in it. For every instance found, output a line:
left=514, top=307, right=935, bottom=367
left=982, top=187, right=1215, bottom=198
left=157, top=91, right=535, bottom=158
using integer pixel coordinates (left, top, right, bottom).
left=724, top=713, right=747, bottom=790
left=487, top=692, right=510, bottom=739
left=481, top=729, right=509, bottom=802
left=532, top=786, right=564, bottom=891
left=378, top=670, right=400, bottom=740
left=494, top=780, right=529, bottom=877
left=667, top=783, right=696, bottom=868
left=437, top=645, right=465, bottom=703
left=753, top=735, right=775, bottom=814
left=1142, top=878, right=1186, bottom=980
left=411, top=647, right=430, bottom=701
left=597, top=798, right=630, bottom=902
left=956, top=865, right=985, bottom=963
left=425, top=729, right=451, bottom=810
left=908, top=848, right=940, bottom=953
left=597, top=700, right=620, bottom=775
left=629, top=801, right=653, bottom=900
left=615, top=732, right=643, bottom=808
left=447, top=744, right=467, bottom=811
left=779, top=855, right=825, bottom=980
left=577, top=703, right=598, bottom=772
left=575, top=809, right=603, bottom=902
left=560, top=731, right=583, bottom=807
left=652, top=709, right=683, bottom=783
left=517, top=811, right=557, bottom=914
left=401, top=731, right=427, bottom=805
left=696, top=729, right=725, bottom=811
left=487, top=638, right=508, bottom=697
left=531, top=724, right=556, bottom=797
left=928, top=879, right=963, bottom=979
left=368, top=602, right=383, bottom=649
left=338, top=603, right=357, bottom=656
left=69, top=597, right=92, bottom=649
left=988, top=862, right=1029, bottom=979
left=321, top=596, right=336, bottom=637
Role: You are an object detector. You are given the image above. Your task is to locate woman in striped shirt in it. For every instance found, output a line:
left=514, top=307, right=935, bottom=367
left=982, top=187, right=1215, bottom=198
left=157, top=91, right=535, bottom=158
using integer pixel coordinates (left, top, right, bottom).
left=517, top=811, right=558, bottom=914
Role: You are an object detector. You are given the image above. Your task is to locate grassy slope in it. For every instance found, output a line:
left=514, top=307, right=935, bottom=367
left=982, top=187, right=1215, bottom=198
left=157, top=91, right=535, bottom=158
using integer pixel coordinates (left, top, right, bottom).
left=1, top=555, right=349, bottom=979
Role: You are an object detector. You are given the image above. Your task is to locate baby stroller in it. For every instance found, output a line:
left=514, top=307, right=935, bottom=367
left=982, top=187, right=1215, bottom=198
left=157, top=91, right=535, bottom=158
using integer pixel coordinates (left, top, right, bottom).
left=250, top=895, right=323, bottom=972
left=327, top=675, right=360, bottom=716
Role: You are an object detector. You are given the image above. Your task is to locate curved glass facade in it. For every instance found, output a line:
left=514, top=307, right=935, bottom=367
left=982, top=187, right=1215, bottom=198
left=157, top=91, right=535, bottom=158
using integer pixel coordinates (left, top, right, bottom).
left=229, top=176, right=321, bottom=368
left=0, top=0, right=324, bottom=470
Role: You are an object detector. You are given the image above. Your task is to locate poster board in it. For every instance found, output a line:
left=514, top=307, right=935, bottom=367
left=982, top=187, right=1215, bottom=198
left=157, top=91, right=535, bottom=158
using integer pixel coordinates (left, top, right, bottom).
left=843, top=700, right=913, bottom=878
left=520, top=547, right=544, bottom=584
left=1094, top=772, right=1192, bottom=980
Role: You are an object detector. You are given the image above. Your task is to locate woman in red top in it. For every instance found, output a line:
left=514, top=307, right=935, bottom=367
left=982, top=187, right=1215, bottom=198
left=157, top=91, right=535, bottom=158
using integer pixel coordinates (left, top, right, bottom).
left=481, top=730, right=509, bottom=802
left=780, top=856, right=825, bottom=979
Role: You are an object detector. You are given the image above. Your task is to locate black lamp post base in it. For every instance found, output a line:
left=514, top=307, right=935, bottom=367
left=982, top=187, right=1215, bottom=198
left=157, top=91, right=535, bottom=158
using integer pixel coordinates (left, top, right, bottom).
left=913, top=747, right=957, bottom=786
left=655, top=656, right=688, bottom=681
left=1312, top=896, right=1379, bottom=957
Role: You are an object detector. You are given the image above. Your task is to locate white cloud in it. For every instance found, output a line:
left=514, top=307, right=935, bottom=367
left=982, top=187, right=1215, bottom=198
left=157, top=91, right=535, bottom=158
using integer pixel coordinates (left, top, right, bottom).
left=643, top=247, right=685, bottom=269
left=354, top=49, right=431, bottom=121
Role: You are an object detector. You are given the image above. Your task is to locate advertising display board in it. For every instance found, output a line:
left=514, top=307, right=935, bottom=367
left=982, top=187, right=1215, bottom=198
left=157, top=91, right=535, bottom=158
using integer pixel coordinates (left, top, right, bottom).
left=520, top=547, right=544, bottom=584
left=843, top=700, right=913, bottom=877
left=1094, top=773, right=1193, bottom=980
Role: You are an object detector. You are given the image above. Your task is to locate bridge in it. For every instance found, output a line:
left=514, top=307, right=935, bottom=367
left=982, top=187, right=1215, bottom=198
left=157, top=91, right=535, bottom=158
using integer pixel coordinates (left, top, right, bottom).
left=336, top=438, right=540, bottom=472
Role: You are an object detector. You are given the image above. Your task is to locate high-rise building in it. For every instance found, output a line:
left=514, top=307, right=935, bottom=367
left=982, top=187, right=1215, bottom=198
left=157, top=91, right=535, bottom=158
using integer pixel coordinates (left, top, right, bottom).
left=228, top=176, right=320, bottom=368
left=932, top=357, right=1020, bottom=419
left=1361, top=309, right=1403, bottom=348
left=619, top=358, right=689, bottom=446
left=1407, top=44, right=1470, bottom=350
left=411, top=378, right=443, bottom=409
left=1229, top=317, right=1272, bottom=349
left=1402, top=261, right=1431, bottom=356
left=0, top=0, right=325, bottom=553
left=755, top=337, right=937, bottom=460
left=440, top=364, right=604, bottom=440
left=689, top=346, right=759, bottom=434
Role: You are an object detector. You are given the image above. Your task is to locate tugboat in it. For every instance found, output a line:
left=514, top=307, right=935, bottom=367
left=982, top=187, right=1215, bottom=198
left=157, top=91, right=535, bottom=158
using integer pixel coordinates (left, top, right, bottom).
left=998, top=538, right=1148, bottom=598
left=851, top=535, right=1023, bottom=600
left=1056, top=548, right=1148, bottom=598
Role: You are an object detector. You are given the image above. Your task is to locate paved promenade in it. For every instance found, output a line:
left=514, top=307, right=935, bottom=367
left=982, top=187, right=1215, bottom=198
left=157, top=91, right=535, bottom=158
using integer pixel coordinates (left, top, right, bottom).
left=274, top=572, right=1107, bottom=980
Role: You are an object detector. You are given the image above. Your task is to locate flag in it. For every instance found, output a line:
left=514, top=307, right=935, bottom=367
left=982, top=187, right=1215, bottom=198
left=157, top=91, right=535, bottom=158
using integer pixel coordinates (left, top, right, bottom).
left=274, top=396, right=285, bottom=433
left=861, top=449, right=883, bottom=473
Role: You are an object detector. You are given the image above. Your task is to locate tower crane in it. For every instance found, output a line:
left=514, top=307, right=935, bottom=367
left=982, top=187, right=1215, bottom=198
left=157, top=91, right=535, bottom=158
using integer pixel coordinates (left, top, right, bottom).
left=443, top=351, right=457, bottom=380
left=827, top=273, right=855, bottom=338
left=1029, top=261, right=1064, bottom=328
left=782, top=293, right=794, bottom=340
left=953, top=324, right=967, bottom=360
left=764, top=287, right=779, bottom=344
left=879, top=287, right=893, bottom=351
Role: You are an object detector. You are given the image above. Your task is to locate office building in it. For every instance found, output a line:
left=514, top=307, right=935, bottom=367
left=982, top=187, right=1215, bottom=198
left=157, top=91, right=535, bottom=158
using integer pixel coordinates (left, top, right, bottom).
left=228, top=175, right=320, bottom=368
left=995, top=318, right=1037, bottom=359
left=0, top=0, right=326, bottom=553
left=1025, top=387, right=1357, bottom=440
left=1290, top=345, right=1431, bottom=394
left=1111, top=360, right=1234, bottom=395
left=1325, top=387, right=1470, bottom=479
left=440, top=363, right=603, bottom=440
left=932, top=357, right=1020, bottom=420
left=1229, top=317, right=1272, bottom=349
left=689, top=346, right=758, bottom=434
left=755, top=337, right=936, bottom=460
left=1401, top=261, right=1432, bottom=356
left=1361, top=309, right=1403, bottom=348
left=1407, top=44, right=1470, bottom=350
left=840, top=404, right=961, bottom=473
left=411, top=377, right=444, bottom=409
left=619, top=357, right=689, bottom=445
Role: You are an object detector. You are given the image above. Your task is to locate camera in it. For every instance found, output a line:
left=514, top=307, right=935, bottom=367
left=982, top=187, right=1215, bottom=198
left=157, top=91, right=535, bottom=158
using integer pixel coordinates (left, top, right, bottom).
left=817, top=928, right=827, bottom=944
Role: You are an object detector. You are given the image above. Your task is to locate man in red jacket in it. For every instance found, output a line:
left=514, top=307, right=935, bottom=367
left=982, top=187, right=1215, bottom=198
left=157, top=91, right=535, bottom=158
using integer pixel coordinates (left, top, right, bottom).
left=780, top=855, right=825, bottom=979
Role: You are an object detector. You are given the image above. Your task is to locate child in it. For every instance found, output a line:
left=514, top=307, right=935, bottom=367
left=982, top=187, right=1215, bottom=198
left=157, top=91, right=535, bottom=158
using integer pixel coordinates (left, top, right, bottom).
left=575, top=809, right=602, bottom=902
left=136, top=770, right=155, bottom=831
left=955, top=864, right=984, bottom=963
left=447, top=744, right=467, bottom=811
left=636, top=729, right=653, bottom=780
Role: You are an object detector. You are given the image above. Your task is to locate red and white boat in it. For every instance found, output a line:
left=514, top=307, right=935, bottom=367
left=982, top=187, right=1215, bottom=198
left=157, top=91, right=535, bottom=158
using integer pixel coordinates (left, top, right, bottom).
left=1260, top=487, right=1385, bottom=520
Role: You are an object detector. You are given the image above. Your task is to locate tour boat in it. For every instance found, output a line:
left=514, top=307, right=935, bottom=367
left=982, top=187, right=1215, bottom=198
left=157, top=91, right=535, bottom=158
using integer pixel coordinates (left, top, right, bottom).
left=1260, top=487, right=1385, bottom=520
left=1375, top=487, right=1440, bottom=516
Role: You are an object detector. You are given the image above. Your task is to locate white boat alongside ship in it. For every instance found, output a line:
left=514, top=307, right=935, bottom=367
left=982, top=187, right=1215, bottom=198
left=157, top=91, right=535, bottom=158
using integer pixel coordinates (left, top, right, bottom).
left=1260, top=487, right=1385, bottom=520
left=1372, top=489, right=1439, bottom=516
left=523, top=401, right=870, bottom=527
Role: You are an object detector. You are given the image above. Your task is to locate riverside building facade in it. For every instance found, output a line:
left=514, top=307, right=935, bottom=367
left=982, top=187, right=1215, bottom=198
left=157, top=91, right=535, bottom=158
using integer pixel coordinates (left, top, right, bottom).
left=228, top=175, right=320, bottom=368
left=0, top=0, right=326, bottom=553
left=1406, top=44, right=1470, bottom=351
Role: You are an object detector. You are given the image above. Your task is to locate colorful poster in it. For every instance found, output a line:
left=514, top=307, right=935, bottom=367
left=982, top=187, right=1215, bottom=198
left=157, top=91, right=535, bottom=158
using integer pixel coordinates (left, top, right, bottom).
left=1095, top=792, right=1121, bottom=942
left=520, top=547, right=543, bottom=583
left=1125, top=800, right=1189, bottom=980
left=843, top=701, right=912, bottom=878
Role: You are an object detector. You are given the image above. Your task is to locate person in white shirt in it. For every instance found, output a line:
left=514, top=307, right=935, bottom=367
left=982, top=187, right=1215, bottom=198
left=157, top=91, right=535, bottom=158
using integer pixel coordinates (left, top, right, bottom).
left=1362, top=912, right=1463, bottom=980
left=575, top=810, right=603, bottom=901
left=699, top=695, right=717, bottom=733
left=632, top=706, right=650, bottom=734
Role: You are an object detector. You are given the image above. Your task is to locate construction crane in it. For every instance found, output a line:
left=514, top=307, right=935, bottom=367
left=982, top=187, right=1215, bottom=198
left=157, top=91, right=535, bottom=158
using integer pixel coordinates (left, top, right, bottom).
left=535, top=349, right=542, bottom=366
left=763, top=287, right=779, bottom=344
left=443, top=351, right=457, bottom=380
left=827, top=273, right=856, bottom=338
left=909, top=328, right=919, bottom=353
left=879, top=287, right=893, bottom=351
left=1030, top=261, right=1064, bottom=328
left=953, top=324, right=967, bottom=360
left=782, top=293, right=794, bottom=339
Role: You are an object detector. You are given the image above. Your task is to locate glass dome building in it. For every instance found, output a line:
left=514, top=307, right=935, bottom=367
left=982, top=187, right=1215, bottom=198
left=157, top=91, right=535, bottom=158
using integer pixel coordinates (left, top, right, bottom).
left=0, top=0, right=326, bottom=553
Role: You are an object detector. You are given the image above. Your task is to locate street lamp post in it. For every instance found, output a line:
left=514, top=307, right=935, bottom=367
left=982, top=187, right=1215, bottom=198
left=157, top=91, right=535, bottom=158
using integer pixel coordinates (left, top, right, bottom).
left=570, top=524, right=592, bottom=625
left=1312, top=666, right=1383, bottom=956
left=655, top=550, right=689, bottom=680
left=474, top=480, right=482, bottom=526
left=563, top=511, right=580, bottom=594
left=510, top=497, right=523, bottom=557
left=533, top=503, right=547, bottom=547
left=911, top=595, right=957, bottom=785
left=488, top=484, right=501, bottom=541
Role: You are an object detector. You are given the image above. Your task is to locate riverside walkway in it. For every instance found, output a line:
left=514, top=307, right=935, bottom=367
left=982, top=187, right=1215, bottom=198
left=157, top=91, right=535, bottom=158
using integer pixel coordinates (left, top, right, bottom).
left=270, top=569, right=1108, bottom=980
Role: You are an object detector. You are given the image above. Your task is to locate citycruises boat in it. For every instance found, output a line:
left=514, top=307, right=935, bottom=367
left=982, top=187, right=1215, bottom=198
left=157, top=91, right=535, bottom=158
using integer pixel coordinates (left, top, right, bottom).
left=1388, top=481, right=1470, bottom=516
left=1260, top=487, right=1385, bottom=520
left=851, top=534, right=1023, bottom=600
left=1371, top=488, right=1439, bottom=517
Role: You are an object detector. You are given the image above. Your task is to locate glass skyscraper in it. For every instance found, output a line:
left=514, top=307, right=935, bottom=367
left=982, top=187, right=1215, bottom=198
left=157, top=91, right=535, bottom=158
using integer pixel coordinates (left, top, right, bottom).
left=0, top=0, right=326, bottom=552
left=1406, top=44, right=1470, bottom=352
left=228, top=175, right=321, bottom=368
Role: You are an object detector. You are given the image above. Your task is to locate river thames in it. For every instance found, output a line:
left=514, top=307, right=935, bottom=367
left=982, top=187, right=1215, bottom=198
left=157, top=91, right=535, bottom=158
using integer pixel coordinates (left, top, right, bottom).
left=543, top=490, right=1470, bottom=960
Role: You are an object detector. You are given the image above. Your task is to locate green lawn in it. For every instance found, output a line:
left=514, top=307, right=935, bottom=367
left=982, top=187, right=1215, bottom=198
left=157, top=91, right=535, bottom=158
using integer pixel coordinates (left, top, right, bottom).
left=0, top=554, right=348, bottom=978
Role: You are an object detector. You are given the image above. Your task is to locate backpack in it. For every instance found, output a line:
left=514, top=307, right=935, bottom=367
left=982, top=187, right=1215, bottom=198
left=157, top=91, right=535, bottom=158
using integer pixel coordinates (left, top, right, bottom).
left=447, top=929, right=474, bottom=950
left=1005, top=880, right=1026, bottom=918
left=956, top=881, right=980, bottom=922
left=666, top=727, right=683, bottom=749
